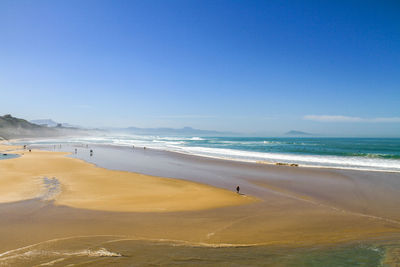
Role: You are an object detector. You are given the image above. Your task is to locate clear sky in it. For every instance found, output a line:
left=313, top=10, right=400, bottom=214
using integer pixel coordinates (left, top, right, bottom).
left=1, top=0, right=399, bottom=136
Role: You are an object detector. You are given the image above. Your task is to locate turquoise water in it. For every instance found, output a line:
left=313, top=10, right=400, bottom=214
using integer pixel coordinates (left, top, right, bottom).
left=188, top=137, right=400, bottom=158
left=18, top=136, right=400, bottom=172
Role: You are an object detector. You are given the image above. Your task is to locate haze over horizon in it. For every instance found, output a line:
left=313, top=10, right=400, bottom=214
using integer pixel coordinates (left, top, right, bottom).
left=1, top=0, right=399, bottom=137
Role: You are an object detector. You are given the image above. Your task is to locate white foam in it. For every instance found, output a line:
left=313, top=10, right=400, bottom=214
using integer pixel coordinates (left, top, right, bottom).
left=178, top=146, right=400, bottom=172
left=0, top=248, right=121, bottom=263
left=63, top=248, right=121, bottom=257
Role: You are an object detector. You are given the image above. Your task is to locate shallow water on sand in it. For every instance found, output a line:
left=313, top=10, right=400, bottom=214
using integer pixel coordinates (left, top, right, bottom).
left=0, top=153, right=19, bottom=160
left=1, top=235, right=398, bottom=266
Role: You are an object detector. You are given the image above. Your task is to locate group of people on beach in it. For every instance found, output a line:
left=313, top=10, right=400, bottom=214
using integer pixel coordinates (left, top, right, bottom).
left=132, top=145, right=146, bottom=150
left=23, top=144, right=31, bottom=152
left=74, top=147, right=93, bottom=156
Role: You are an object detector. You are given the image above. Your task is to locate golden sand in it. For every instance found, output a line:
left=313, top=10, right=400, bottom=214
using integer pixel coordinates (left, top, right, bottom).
left=0, top=145, right=255, bottom=212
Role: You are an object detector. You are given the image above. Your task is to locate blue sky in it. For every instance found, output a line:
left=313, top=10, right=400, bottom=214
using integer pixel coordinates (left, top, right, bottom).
left=1, top=0, right=399, bottom=136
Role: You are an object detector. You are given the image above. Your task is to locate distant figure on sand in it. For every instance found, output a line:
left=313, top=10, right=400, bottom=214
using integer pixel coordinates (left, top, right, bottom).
left=90, top=149, right=93, bottom=156
left=144, top=147, right=146, bottom=150
left=29, top=149, right=31, bottom=152
left=236, top=186, right=240, bottom=194
left=74, top=148, right=77, bottom=154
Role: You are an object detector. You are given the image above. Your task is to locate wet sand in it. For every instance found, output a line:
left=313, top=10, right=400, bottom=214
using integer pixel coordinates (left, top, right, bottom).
left=1, top=143, right=400, bottom=266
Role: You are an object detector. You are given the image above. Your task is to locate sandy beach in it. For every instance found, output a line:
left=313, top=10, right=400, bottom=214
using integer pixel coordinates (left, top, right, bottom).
left=0, top=142, right=400, bottom=266
left=0, top=144, right=254, bottom=212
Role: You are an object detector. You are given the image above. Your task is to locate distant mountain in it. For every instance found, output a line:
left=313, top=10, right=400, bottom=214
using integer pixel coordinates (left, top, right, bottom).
left=31, top=119, right=59, bottom=127
left=31, top=119, right=80, bottom=128
left=120, top=126, right=234, bottom=136
left=285, top=130, right=312, bottom=136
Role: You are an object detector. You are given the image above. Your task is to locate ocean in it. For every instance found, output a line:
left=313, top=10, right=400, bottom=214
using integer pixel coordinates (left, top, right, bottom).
left=19, top=135, right=400, bottom=172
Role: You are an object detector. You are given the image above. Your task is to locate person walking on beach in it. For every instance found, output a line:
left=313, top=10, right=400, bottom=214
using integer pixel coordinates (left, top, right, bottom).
left=236, top=185, right=240, bottom=194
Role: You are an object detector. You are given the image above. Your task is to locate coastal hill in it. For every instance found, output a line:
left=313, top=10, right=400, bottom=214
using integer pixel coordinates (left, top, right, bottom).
left=0, top=114, right=42, bottom=131
left=0, top=114, right=42, bottom=130
left=30, top=119, right=59, bottom=127
left=0, top=114, right=89, bottom=140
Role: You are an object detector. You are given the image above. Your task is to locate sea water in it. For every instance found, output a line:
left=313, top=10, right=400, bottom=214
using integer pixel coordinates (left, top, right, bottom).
left=18, top=136, right=400, bottom=172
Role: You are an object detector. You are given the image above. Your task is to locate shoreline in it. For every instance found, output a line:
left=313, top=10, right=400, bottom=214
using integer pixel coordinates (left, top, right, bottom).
left=9, top=137, right=400, bottom=174
left=169, top=147, right=400, bottom=174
